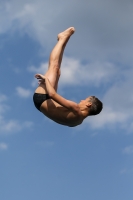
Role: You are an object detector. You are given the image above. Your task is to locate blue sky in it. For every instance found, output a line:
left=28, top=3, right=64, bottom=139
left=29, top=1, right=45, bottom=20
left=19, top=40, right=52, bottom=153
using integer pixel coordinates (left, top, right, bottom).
left=0, top=0, right=133, bottom=200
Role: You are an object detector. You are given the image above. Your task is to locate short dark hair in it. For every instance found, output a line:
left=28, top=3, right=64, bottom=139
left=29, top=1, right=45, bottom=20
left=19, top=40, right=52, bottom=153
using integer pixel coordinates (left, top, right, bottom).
left=88, top=96, right=103, bottom=116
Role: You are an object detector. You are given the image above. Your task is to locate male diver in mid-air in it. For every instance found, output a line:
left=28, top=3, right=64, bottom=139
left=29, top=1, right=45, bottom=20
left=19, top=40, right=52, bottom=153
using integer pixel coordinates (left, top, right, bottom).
left=33, top=27, right=103, bottom=127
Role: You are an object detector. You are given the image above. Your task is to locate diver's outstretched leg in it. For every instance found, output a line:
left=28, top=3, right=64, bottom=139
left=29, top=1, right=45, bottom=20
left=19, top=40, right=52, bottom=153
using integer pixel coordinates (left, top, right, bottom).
left=35, top=27, right=75, bottom=93
left=45, top=27, right=75, bottom=91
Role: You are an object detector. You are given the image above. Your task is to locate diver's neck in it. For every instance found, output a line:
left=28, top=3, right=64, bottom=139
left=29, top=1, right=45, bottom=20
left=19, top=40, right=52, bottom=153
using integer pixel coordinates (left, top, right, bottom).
left=79, top=106, right=89, bottom=118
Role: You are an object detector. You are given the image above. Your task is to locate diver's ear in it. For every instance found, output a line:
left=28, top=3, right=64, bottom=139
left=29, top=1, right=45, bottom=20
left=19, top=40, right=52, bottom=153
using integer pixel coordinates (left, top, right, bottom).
left=86, top=102, right=92, bottom=108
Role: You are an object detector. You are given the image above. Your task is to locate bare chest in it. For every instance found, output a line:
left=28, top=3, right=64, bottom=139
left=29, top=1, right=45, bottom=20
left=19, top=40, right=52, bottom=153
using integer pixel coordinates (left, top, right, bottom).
left=40, top=100, right=83, bottom=127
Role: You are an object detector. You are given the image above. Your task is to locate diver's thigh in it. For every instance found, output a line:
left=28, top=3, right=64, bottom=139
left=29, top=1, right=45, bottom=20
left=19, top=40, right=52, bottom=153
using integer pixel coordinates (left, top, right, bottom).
left=44, top=67, right=60, bottom=91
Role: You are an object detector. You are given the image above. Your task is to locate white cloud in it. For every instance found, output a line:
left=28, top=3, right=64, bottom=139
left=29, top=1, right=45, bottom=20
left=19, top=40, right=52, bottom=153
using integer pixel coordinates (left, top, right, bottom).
left=0, top=0, right=63, bottom=48
left=16, top=86, right=31, bottom=98
left=0, top=142, right=8, bottom=151
left=84, top=66, right=133, bottom=131
left=0, top=94, right=9, bottom=114
left=60, top=57, right=118, bottom=86
left=28, top=62, right=48, bottom=87
left=85, top=106, right=128, bottom=129
left=1, top=0, right=133, bottom=63
left=0, top=116, right=33, bottom=134
left=0, top=94, right=7, bottom=102
left=0, top=92, right=33, bottom=135
left=29, top=56, right=118, bottom=87
left=120, top=168, right=133, bottom=174
left=123, top=145, right=133, bottom=155
left=28, top=62, right=48, bottom=74
left=2, top=0, right=133, bottom=131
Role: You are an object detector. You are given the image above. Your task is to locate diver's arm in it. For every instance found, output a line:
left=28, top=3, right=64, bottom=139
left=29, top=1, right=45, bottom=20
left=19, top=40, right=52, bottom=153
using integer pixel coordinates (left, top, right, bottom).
left=35, top=74, right=80, bottom=114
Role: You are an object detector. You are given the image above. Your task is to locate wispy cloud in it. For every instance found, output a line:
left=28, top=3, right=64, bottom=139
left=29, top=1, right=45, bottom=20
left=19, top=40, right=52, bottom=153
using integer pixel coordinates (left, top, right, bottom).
left=16, top=86, right=31, bottom=98
left=0, top=92, right=33, bottom=135
left=123, top=145, right=133, bottom=155
left=60, top=57, right=118, bottom=87
left=0, top=94, right=7, bottom=102
left=28, top=56, right=118, bottom=87
left=1, top=0, right=133, bottom=63
left=0, top=0, right=60, bottom=47
left=85, top=106, right=128, bottom=129
left=0, top=142, right=8, bottom=151
left=0, top=94, right=9, bottom=114
left=0, top=116, right=33, bottom=134
left=28, top=62, right=48, bottom=87
left=84, top=66, right=133, bottom=131
left=120, top=168, right=133, bottom=174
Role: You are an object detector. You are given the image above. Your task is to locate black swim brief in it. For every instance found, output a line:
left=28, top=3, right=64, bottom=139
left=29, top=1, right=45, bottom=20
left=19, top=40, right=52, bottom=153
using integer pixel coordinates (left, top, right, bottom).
left=33, top=93, right=51, bottom=111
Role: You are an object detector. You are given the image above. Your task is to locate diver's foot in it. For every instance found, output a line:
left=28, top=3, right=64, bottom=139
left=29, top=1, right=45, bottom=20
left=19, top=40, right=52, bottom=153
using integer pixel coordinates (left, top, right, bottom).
left=57, top=27, right=75, bottom=41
